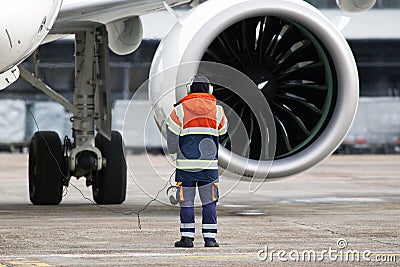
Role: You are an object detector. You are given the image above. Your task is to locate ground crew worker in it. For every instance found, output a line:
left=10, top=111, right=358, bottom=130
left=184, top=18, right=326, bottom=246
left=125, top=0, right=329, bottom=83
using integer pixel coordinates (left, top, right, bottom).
left=166, top=74, right=228, bottom=248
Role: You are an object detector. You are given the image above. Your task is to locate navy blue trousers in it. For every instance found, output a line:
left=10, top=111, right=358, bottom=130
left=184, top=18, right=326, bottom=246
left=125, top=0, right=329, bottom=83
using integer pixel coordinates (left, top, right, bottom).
left=177, top=181, right=218, bottom=241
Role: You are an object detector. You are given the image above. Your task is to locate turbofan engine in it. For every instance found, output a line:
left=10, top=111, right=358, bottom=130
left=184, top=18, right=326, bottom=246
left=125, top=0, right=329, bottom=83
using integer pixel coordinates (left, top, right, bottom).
left=149, top=0, right=359, bottom=180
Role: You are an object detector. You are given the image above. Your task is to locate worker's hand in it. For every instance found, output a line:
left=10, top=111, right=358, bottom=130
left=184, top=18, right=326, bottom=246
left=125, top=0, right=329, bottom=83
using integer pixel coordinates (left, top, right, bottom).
left=170, top=153, right=177, bottom=162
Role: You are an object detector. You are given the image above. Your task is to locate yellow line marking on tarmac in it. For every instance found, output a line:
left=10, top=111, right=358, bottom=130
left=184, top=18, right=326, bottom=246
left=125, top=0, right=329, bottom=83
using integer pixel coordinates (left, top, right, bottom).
left=0, top=260, right=50, bottom=267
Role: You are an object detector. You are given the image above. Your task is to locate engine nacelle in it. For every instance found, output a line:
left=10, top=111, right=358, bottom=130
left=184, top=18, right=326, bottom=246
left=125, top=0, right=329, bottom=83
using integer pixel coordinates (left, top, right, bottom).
left=336, top=0, right=376, bottom=13
left=106, top=16, right=143, bottom=56
left=149, top=0, right=359, bottom=180
left=0, top=0, right=62, bottom=75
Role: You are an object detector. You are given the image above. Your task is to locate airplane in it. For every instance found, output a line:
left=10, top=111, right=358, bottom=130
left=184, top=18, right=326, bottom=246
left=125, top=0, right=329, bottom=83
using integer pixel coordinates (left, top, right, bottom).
left=0, top=0, right=376, bottom=205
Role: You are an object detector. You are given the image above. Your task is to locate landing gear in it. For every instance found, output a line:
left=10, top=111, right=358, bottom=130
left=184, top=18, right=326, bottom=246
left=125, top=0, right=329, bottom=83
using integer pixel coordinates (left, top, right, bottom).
left=93, top=131, right=127, bottom=204
left=29, top=131, right=64, bottom=205
left=21, top=26, right=128, bottom=205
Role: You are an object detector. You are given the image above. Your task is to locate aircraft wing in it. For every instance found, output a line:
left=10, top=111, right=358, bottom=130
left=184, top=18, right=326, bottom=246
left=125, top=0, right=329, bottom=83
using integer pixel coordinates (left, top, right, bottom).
left=0, top=0, right=190, bottom=89
left=52, top=0, right=190, bottom=34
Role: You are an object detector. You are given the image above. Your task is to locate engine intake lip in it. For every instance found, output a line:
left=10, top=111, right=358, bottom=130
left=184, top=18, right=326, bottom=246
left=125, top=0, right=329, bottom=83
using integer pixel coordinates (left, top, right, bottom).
left=203, top=17, right=337, bottom=161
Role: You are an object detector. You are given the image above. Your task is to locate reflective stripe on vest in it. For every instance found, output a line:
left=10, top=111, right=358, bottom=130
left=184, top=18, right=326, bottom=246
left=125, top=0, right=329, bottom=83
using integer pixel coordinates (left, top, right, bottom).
left=176, top=159, right=218, bottom=170
left=216, top=105, right=223, bottom=126
left=216, top=105, right=227, bottom=135
left=218, top=121, right=228, bottom=135
left=175, top=104, right=184, bottom=125
left=180, top=127, right=219, bottom=136
left=166, top=116, right=181, bottom=135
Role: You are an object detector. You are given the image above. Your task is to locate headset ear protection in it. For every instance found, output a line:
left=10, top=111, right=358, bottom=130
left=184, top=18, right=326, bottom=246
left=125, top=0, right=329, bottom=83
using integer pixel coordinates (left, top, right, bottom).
left=209, top=84, right=214, bottom=94
left=186, top=76, right=214, bottom=94
left=186, top=82, right=191, bottom=94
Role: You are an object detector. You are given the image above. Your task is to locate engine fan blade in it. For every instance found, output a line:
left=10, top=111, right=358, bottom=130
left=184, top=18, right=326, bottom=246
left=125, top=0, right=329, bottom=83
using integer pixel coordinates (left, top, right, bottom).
left=203, top=16, right=335, bottom=159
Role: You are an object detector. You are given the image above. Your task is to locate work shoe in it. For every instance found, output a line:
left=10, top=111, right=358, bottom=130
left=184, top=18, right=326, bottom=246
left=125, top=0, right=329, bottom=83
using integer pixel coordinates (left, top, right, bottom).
left=174, top=237, right=194, bottom=248
left=204, top=239, right=219, bottom=247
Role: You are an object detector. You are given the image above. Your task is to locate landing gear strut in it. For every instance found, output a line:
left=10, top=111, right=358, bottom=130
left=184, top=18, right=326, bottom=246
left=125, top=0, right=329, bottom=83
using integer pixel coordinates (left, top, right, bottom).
left=22, top=26, right=127, bottom=205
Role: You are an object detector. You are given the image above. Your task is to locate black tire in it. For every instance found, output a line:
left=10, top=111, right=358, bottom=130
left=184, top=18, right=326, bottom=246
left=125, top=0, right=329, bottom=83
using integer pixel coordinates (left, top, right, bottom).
left=93, top=131, right=127, bottom=204
left=29, top=131, right=64, bottom=205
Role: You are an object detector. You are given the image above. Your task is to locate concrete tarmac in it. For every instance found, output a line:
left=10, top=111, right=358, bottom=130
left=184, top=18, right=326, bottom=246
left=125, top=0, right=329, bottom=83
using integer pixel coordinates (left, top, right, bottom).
left=0, top=153, right=399, bottom=266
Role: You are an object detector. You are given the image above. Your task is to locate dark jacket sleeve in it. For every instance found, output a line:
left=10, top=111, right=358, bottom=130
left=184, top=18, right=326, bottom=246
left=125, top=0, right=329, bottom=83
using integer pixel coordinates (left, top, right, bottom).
left=166, top=127, right=179, bottom=155
left=165, top=109, right=181, bottom=158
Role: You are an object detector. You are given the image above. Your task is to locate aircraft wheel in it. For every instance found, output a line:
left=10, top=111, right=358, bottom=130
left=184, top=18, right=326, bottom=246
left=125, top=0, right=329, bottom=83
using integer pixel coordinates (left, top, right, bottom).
left=29, top=131, right=64, bottom=205
left=93, top=131, right=127, bottom=204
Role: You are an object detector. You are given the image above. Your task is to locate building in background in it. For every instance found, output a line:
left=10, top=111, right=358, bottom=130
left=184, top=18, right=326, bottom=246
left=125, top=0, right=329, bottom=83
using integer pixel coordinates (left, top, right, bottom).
left=0, top=0, right=399, bottom=153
